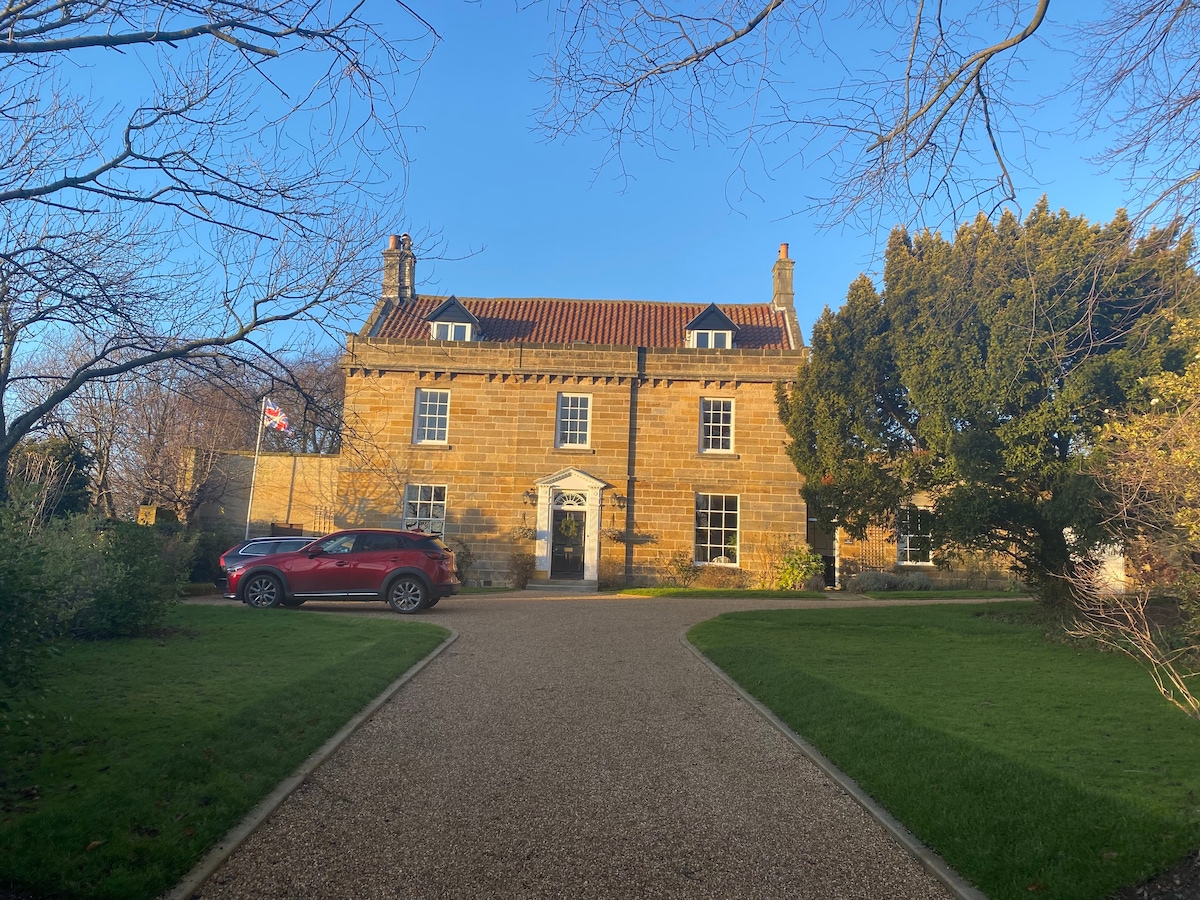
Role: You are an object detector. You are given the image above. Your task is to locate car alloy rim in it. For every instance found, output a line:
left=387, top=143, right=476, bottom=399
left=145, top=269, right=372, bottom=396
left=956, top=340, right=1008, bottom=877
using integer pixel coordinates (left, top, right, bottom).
left=393, top=582, right=421, bottom=611
left=247, top=577, right=276, bottom=607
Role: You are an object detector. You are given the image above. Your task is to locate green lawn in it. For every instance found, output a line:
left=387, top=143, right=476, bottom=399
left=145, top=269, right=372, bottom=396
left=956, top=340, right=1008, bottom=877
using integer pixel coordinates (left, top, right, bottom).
left=0, top=605, right=449, bottom=900
left=619, top=587, right=1026, bottom=600
left=862, top=589, right=1029, bottom=599
left=618, top=587, right=827, bottom=598
left=688, top=603, right=1200, bottom=900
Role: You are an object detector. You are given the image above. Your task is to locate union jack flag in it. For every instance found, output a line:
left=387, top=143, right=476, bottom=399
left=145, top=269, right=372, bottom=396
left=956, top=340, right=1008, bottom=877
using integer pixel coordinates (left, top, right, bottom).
left=263, top=399, right=292, bottom=434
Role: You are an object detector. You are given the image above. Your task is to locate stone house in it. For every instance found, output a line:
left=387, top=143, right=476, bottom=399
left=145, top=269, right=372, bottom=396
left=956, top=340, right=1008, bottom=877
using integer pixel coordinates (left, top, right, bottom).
left=195, top=235, right=1037, bottom=591
left=336, top=235, right=810, bottom=589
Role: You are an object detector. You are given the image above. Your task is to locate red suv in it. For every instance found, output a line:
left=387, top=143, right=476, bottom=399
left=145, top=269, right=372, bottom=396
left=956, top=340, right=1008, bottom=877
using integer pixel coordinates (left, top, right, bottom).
left=224, top=529, right=459, bottom=614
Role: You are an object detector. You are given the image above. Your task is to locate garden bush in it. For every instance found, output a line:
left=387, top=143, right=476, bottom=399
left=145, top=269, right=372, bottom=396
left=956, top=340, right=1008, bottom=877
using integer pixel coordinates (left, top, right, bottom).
left=898, top=571, right=933, bottom=591
left=40, top=517, right=191, bottom=639
left=188, top=525, right=242, bottom=584
left=447, top=538, right=476, bottom=585
left=847, top=570, right=934, bottom=592
left=847, top=570, right=900, bottom=592
left=598, top=556, right=626, bottom=590
left=0, top=508, right=53, bottom=697
left=662, top=550, right=701, bottom=587
left=694, top=563, right=751, bottom=590
left=775, top=545, right=824, bottom=590
left=507, top=551, right=536, bottom=589
left=803, top=573, right=827, bottom=591
left=1, top=511, right=194, bottom=694
left=66, top=519, right=193, bottom=639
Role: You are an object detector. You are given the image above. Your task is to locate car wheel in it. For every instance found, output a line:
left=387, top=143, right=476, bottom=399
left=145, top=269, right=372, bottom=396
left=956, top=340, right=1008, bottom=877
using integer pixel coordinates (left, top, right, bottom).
left=280, top=597, right=306, bottom=608
left=244, top=574, right=283, bottom=609
left=387, top=576, right=428, bottom=614
left=426, top=596, right=441, bottom=608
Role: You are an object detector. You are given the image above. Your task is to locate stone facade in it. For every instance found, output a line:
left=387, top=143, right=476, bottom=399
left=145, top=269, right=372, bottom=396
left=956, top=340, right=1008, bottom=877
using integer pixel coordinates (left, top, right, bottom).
left=336, top=239, right=810, bottom=589
left=195, top=451, right=340, bottom=539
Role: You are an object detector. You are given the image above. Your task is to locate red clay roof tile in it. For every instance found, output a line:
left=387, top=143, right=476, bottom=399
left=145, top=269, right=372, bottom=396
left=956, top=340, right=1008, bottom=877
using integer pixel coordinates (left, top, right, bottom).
left=371, top=296, right=792, bottom=349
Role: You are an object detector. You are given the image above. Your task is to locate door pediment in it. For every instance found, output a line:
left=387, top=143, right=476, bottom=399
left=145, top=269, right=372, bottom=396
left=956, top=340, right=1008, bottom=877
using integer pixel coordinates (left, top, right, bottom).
left=534, top=467, right=611, bottom=492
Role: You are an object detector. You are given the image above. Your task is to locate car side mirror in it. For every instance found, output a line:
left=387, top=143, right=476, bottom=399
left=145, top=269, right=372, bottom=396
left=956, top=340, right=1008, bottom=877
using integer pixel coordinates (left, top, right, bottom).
left=308, top=549, right=324, bottom=558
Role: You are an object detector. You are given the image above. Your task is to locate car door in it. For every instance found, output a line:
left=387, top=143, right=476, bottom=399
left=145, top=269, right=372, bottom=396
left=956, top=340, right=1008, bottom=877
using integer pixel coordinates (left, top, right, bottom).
left=345, top=532, right=406, bottom=596
left=285, top=532, right=360, bottom=597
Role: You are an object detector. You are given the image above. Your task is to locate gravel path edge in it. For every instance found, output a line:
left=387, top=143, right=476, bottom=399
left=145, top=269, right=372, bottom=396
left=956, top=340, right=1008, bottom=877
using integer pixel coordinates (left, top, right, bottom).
left=679, top=631, right=989, bottom=900
left=160, top=629, right=459, bottom=900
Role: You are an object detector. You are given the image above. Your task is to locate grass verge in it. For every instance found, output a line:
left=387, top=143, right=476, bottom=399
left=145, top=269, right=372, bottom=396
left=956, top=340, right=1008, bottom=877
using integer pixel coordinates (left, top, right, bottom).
left=618, top=587, right=827, bottom=599
left=688, top=603, right=1200, bottom=900
left=0, top=605, right=449, bottom=900
left=862, top=589, right=1029, bottom=599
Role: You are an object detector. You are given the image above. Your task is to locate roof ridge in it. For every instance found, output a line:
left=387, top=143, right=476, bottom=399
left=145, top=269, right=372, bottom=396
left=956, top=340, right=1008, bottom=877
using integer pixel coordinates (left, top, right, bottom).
left=420, top=295, right=775, bottom=308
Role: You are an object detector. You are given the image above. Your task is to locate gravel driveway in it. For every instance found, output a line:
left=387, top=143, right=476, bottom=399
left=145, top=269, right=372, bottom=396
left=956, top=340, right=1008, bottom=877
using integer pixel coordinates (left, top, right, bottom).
left=192, top=593, right=958, bottom=899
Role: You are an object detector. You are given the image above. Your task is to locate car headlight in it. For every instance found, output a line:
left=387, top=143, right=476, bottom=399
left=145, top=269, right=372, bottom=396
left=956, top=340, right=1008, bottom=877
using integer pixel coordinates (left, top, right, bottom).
left=226, top=564, right=246, bottom=574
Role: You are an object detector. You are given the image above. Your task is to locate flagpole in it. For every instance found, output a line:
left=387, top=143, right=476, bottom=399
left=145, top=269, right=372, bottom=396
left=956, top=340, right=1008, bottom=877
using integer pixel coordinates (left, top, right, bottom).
left=245, top=396, right=267, bottom=540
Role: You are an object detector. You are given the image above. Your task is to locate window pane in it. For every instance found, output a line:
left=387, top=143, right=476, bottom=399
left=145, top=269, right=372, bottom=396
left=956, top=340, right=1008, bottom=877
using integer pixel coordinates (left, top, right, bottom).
left=557, top=393, right=591, bottom=446
left=898, top=506, right=933, bottom=563
left=701, top=398, right=734, bottom=451
left=415, top=389, right=450, bottom=443
left=695, top=493, right=738, bottom=564
left=404, top=483, right=449, bottom=534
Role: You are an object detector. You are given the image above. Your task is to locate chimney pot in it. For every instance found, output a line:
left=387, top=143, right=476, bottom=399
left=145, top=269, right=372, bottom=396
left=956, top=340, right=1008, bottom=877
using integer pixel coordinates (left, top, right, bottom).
left=779, top=242, right=789, bottom=259
left=389, top=234, right=401, bottom=250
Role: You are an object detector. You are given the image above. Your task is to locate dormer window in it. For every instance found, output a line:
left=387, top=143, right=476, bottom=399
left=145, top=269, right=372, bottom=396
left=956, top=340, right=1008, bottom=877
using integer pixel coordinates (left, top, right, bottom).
left=431, top=322, right=472, bottom=341
left=424, top=295, right=481, bottom=343
left=684, top=303, right=738, bottom=349
left=688, top=329, right=732, bottom=349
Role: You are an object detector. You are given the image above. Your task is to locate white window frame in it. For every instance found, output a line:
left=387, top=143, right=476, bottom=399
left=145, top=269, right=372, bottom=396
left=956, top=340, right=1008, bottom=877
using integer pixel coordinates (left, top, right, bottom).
left=700, top=397, right=734, bottom=453
left=688, top=329, right=733, bottom=349
left=413, top=389, right=450, bottom=444
left=556, top=393, right=591, bottom=448
left=430, top=322, right=472, bottom=341
left=403, top=484, right=448, bottom=536
left=898, top=505, right=934, bottom=565
left=695, top=493, right=739, bottom=565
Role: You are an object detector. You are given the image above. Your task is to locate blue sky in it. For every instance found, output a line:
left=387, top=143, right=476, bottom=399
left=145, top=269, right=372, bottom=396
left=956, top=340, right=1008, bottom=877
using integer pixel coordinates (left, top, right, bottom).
left=392, top=3, right=1136, bottom=343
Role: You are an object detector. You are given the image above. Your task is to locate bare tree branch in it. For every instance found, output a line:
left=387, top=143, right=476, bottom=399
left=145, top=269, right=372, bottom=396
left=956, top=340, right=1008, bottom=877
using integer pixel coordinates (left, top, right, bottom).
left=533, top=2, right=1200, bottom=231
left=0, top=0, right=437, bottom=499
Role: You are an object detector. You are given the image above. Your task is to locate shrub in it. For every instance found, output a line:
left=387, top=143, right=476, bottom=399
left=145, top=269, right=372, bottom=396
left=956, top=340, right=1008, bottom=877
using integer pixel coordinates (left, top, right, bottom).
left=899, top=571, right=933, bottom=591
left=447, top=538, right=476, bottom=585
left=662, top=550, right=701, bottom=587
left=847, top=570, right=934, bottom=592
left=507, top=551, right=536, bottom=589
left=803, top=573, right=827, bottom=591
left=0, top=507, right=195, bottom=698
left=695, top=564, right=751, bottom=590
left=43, top=518, right=192, bottom=640
left=0, top=506, right=53, bottom=697
left=776, top=545, right=825, bottom=590
left=189, top=525, right=242, bottom=583
left=598, top=556, right=625, bottom=590
left=848, top=570, right=900, bottom=592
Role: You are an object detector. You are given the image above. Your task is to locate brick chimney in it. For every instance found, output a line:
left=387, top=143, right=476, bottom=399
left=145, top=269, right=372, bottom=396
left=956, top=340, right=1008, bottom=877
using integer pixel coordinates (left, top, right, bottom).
left=382, top=233, right=416, bottom=304
left=771, top=242, right=794, bottom=312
